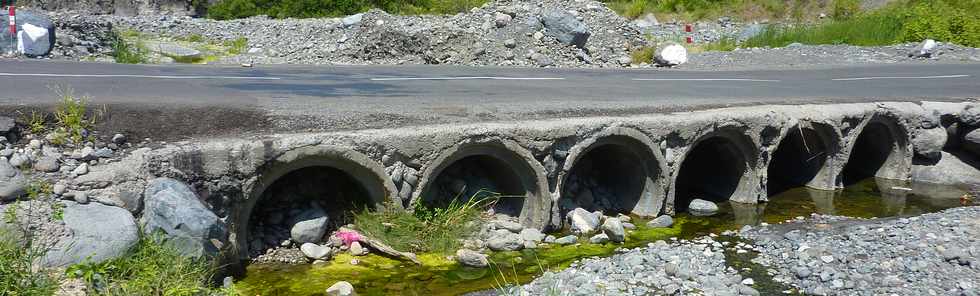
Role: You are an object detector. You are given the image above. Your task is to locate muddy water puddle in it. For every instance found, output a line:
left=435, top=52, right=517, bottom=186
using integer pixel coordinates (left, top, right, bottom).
left=234, top=178, right=974, bottom=296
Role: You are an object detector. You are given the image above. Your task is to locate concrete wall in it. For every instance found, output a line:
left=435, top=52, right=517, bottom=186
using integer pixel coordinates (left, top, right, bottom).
left=97, top=101, right=973, bottom=262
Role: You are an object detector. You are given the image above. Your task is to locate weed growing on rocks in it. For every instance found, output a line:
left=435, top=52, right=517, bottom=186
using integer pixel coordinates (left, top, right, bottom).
left=52, top=88, right=98, bottom=144
left=0, top=180, right=61, bottom=296
left=66, top=233, right=226, bottom=296
left=111, top=31, right=150, bottom=64
left=354, top=192, right=496, bottom=254
left=224, top=37, right=249, bottom=55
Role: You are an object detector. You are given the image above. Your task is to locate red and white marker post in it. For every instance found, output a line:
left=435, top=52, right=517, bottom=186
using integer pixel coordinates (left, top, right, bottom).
left=684, top=24, right=693, bottom=44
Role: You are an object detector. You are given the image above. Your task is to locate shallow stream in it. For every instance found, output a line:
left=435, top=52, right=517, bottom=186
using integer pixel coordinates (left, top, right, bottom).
left=234, top=178, right=973, bottom=295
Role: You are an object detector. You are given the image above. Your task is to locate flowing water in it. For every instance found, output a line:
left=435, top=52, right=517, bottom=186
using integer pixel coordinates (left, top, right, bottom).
left=234, top=178, right=974, bottom=296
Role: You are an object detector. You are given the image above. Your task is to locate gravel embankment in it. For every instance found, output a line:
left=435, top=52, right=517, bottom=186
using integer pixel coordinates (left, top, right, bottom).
left=516, top=236, right=760, bottom=296
left=512, top=206, right=979, bottom=296
left=741, top=206, right=980, bottom=296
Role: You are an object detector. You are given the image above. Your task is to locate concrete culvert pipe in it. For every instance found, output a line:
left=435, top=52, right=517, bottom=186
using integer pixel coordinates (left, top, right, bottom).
left=413, top=141, right=550, bottom=229
left=767, top=124, right=835, bottom=195
left=672, top=131, right=758, bottom=212
left=841, top=117, right=909, bottom=185
left=558, top=134, right=665, bottom=219
left=233, top=146, right=394, bottom=262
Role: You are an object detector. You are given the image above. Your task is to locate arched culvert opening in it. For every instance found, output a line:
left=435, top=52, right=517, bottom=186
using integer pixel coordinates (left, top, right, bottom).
left=767, top=124, right=835, bottom=195
left=414, top=142, right=550, bottom=229
left=841, top=117, right=908, bottom=185
left=673, top=131, right=758, bottom=212
left=559, top=135, right=664, bottom=218
left=236, top=146, right=394, bottom=262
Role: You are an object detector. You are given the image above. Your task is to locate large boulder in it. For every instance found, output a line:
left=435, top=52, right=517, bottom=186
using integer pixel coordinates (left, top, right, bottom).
left=42, top=202, right=139, bottom=267
left=142, top=178, right=227, bottom=258
left=143, top=40, right=202, bottom=60
left=1, top=11, right=56, bottom=57
left=964, top=128, right=980, bottom=156
left=567, top=208, right=599, bottom=235
left=911, top=152, right=980, bottom=187
left=0, top=159, right=28, bottom=201
left=455, top=249, right=489, bottom=268
left=688, top=199, right=719, bottom=216
left=290, top=203, right=329, bottom=244
left=539, top=9, right=590, bottom=49
left=908, top=39, right=938, bottom=58
left=600, top=217, right=626, bottom=243
left=0, top=116, right=16, bottom=142
left=655, top=44, right=688, bottom=67
left=487, top=229, right=523, bottom=251
left=912, top=127, right=947, bottom=160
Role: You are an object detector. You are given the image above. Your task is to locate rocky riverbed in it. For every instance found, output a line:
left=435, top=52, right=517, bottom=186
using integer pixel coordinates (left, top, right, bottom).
left=513, top=205, right=980, bottom=296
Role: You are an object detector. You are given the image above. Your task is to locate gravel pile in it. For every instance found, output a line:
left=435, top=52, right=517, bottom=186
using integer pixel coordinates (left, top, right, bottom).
left=740, top=207, right=980, bottom=296
left=517, top=236, right=759, bottom=296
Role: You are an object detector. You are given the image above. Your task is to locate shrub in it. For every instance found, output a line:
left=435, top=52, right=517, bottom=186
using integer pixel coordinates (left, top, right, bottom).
left=354, top=192, right=495, bottom=254
left=831, top=0, right=861, bottom=19
left=111, top=32, right=149, bottom=64
left=897, top=1, right=980, bottom=47
left=225, top=37, right=249, bottom=55
left=207, top=0, right=488, bottom=20
left=630, top=46, right=656, bottom=64
left=53, top=87, right=98, bottom=144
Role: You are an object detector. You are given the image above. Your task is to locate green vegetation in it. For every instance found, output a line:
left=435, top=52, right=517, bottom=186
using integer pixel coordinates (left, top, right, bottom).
left=354, top=192, right=494, bottom=254
left=744, top=0, right=980, bottom=48
left=66, top=234, right=225, bottom=296
left=630, top=46, right=657, bottom=64
left=111, top=32, right=150, bottom=64
left=53, top=88, right=98, bottom=144
left=224, top=37, right=249, bottom=55
left=603, top=0, right=828, bottom=21
left=1, top=180, right=61, bottom=296
left=207, top=0, right=488, bottom=20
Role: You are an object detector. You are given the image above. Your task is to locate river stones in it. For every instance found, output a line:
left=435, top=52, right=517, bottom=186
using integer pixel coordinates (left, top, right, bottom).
left=568, top=208, right=600, bottom=235
left=601, top=217, right=626, bottom=243
left=689, top=199, right=719, bottom=216
left=520, top=228, right=546, bottom=243
left=456, top=249, right=489, bottom=268
left=589, top=233, right=610, bottom=244
left=0, top=159, right=28, bottom=201
left=300, top=243, right=332, bottom=260
left=488, top=229, right=524, bottom=251
left=555, top=235, right=577, bottom=245
left=326, top=281, right=356, bottom=296
left=290, top=203, right=329, bottom=244
left=350, top=241, right=368, bottom=256
left=647, top=215, right=674, bottom=228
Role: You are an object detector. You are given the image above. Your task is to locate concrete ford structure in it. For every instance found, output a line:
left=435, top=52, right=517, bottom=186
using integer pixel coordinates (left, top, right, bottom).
left=73, top=101, right=980, bottom=267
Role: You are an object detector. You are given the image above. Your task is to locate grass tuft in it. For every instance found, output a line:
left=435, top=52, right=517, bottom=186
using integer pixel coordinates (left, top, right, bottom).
left=52, top=87, right=99, bottom=144
left=354, top=191, right=497, bottom=254
left=66, top=233, right=226, bottom=296
left=225, top=37, right=249, bottom=55
left=629, top=46, right=657, bottom=64
left=111, top=31, right=150, bottom=64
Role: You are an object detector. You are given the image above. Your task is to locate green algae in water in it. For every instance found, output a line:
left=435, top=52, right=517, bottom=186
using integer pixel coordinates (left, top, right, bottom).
left=235, top=178, right=972, bottom=296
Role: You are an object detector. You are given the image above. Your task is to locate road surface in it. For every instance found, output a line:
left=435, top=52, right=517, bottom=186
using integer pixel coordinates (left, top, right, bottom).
left=0, top=60, right=977, bottom=138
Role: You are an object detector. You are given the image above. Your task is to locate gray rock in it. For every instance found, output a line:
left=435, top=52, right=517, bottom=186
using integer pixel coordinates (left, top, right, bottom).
left=290, top=203, right=330, bottom=244
left=0, top=116, right=15, bottom=142
left=531, top=53, right=553, bottom=67
left=342, top=13, right=364, bottom=27
left=111, top=133, right=127, bottom=145
left=8, top=153, right=29, bottom=168
left=325, top=281, right=356, bottom=296
left=539, top=9, right=590, bottom=49
left=520, top=228, right=546, bottom=242
left=0, top=159, right=28, bottom=201
left=622, top=222, right=636, bottom=230
left=350, top=241, right=368, bottom=256
left=487, top=229, right=524, bottom=251
left=300, top=243, right=332, bottom=260
left=964, top=128, right=980, bottom=156
left=632, top=13, right=659, bottom=28
left=496, top=220, right=524, bottom=233
left=647, top=215, right=674, bottom=228
left=456, top=249, right=489, bottom=267
left=601, top=217, right=626, bottom=243
left=0, top=148, right=13, bottom=158
left=74, top=191, right=89, bottom=204
left=503, top=38, right=517, bottom=49
left=34, top=156, right=60, bottom=172
left=568, top=208, right=600, bottom=235
left=908, top=39, right=938, bottom=58
left=555, top=235, right=578, bottom=245
left=962, top=105, right=980, bottom=126
left=544, top=235, right=557, bottom=243
left=143, top=41, right=202, bottom=60
left=589, top=233, right=609, bottom=244
left=1, top=11, right=56, bottom=57
left=689, top=199, right=719, bottom=216
left=142, top=178, right=228, bottom=258
left=912, top=152, right=980, bottom=187
left=912, top=127, right=947, bottom=159
left=93, top=148, right=113, bottom=158
left=42, top=202, right=139, bottom=267
left=72, top=163, right=89, bottom=176
left=494, top=12, right=512, bottom=28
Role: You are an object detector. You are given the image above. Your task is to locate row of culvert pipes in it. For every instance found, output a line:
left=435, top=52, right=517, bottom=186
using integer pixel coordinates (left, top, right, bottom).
left=198, top=103, right=960, bottom=263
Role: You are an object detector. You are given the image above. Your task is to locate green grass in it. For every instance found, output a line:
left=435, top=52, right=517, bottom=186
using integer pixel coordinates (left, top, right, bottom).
left=207, top=0, right=489, bottom=20
left=742, top=0, right=980, bottom=48
left=353, top=192, right=495, bottom=254
left=603, top=0, right=825, bottom=21
left=224, top=37, right=249, bottom=55
left=111, top=31, right=150, bottom=64
left=52, top=87, right=98, bottom=144
left=1, top=180, right=61, bottom=296
left=630, top=46, right=657, bottom=64
left=66, top=233, right=225, bottom=296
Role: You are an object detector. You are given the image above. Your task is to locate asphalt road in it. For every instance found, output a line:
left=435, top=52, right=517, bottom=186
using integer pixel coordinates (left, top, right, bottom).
left=0, top=60, right=978, bottom=137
